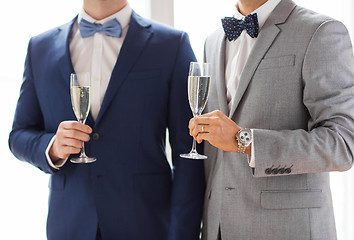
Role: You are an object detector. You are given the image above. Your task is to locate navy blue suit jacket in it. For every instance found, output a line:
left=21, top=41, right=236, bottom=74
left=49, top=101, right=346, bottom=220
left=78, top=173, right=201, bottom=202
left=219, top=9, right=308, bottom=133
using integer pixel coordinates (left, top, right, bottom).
left=9, top=12, right=205, bottom=240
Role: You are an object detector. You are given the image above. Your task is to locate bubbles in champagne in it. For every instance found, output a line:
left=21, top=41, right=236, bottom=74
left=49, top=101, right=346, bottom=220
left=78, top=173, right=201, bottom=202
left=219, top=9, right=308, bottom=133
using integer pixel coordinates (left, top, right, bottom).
left=188, top=76, right=211, bottom=116
left=71, top=86, right=90, bottom=123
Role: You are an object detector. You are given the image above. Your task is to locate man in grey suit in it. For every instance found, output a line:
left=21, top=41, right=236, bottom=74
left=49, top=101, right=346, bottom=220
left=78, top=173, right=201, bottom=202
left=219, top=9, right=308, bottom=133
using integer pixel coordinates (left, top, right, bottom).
left=189, top=0, right=354, bottom=239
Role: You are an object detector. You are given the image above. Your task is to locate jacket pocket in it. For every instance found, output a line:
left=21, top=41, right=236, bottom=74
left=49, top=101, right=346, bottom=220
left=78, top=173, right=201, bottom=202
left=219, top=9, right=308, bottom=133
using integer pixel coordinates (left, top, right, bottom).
left=261, top=189, right=324, bottom=209
left=258, top=55, right=295, bottom=69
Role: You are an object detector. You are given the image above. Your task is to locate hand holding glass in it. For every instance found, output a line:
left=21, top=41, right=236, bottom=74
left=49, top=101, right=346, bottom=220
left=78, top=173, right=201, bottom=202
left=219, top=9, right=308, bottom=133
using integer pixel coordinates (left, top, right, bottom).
left=180, top=62, right=211, bottom=159
left=70, top=73, right=96, bottom=163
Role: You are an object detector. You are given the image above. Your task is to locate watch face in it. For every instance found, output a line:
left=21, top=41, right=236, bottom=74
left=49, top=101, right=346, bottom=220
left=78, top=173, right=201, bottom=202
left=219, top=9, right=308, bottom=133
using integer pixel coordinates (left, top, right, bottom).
left=237, top=129, right=253, bottom=146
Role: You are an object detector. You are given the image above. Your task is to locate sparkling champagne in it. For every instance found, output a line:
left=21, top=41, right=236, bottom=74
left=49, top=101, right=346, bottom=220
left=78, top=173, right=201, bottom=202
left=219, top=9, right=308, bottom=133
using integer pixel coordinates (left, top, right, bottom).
left=188, top=76, right=211, bottom=116
left=71, top=86, right=90, bottom=123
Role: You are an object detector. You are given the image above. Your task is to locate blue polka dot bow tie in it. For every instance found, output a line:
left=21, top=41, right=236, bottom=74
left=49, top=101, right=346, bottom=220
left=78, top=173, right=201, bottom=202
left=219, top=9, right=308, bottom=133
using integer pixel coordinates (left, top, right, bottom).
left=221, top=13, right=259, bottom=41
left=79, top=18, right=122, bottom=38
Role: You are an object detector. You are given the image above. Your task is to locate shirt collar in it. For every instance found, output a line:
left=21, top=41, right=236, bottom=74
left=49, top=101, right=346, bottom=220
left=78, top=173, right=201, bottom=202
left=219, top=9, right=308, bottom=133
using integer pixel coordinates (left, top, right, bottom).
left=234, top=0, right=281, bottom=29
left=78, top=3, right=132, bottom=29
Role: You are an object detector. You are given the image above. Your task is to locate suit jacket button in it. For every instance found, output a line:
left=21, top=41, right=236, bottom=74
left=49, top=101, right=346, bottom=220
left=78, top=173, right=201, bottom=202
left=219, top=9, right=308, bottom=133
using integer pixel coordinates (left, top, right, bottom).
left=285, top=168, right=292, bottom=174
left=92, top=133, right=100, bottom=140
left=278, top=168, right=285, bottom=174
left=265, top=168, right=272, bottom=175
left=272, top=168, right=279, bottom=174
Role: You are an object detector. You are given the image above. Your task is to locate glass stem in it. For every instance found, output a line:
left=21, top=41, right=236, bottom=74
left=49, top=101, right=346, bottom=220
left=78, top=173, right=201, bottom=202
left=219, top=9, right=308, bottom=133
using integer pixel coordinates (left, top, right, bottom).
left=191, top=138, right=198, bottom=154
left=79, top=119, right=87, bottom=157
left=190, top=113, right=199, bottom=154
left=80, top=141, right=86, bottom=157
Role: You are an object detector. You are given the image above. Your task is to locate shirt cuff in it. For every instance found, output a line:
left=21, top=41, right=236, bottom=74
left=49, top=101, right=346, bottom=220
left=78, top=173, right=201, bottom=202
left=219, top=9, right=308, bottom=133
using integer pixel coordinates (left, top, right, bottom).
left=248, top=129, right=255, bottom=168
left=45, top=135, right=67, bottom=170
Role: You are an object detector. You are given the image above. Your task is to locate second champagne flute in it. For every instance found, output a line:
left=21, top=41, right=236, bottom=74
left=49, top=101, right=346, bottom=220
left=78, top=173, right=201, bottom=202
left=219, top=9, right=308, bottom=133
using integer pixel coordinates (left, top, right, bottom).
left=180, top=62, right=211, bottom=159
left=70, top=72, right=96, bottom=163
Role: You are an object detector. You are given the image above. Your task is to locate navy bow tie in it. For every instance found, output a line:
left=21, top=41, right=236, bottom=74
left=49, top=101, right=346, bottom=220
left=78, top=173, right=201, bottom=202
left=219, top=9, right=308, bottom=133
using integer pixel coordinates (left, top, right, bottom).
left=79, top=18, right=122, bottom=38
left=221, top=13, right=259, bottom=41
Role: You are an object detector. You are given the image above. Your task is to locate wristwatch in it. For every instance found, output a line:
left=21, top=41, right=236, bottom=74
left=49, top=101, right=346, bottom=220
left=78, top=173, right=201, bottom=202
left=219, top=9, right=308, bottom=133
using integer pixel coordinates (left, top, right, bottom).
left=235, top=128, right=253, bottom=153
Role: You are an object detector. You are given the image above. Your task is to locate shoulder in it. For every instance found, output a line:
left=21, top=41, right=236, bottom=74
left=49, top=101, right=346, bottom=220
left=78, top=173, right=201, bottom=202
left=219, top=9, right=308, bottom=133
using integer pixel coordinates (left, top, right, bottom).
left=30, top=17, right=76, bottom=45
left=129, top=12, right=195, bottom=60
left=290, top=4, right=332, bottom=22
left=288, top=4, right=344, bottom=31
left=131, top=11, right=187, bottom=40
left=205, top=27, right=224, bottom=48
left=275, top=3, right=349, bottom=46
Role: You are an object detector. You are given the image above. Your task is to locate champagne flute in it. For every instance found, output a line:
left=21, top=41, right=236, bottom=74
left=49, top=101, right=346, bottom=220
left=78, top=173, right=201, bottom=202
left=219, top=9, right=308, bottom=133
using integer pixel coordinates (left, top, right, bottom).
left=180, top=62, right=211, bottom=159
left=70, top=72, right=96, bottom=163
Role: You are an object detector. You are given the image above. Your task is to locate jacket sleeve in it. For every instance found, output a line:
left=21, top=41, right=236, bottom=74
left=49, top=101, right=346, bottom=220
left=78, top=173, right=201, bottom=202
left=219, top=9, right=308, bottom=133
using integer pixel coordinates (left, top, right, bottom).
left=253, top=20, right=354, bottom=177
left=9, top=39, right=56, bottom=174
left=167, top=32, right=205, bottom=240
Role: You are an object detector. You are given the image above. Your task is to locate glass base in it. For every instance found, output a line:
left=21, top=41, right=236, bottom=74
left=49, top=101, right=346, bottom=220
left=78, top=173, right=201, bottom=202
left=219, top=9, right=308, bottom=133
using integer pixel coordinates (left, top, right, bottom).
left=180, top=152, right=208, bottom=160
left=70, top=157, right=96, bottom=164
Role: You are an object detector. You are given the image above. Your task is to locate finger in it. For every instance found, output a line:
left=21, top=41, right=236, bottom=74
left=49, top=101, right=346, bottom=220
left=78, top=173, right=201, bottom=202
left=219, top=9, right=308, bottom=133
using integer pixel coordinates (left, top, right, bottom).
left=193, top=115, right=221, bottom=126
left=72, top=131, right=91, bottom=142
left=58, top=129, right=91, bottom=142
left=195, top=111, right=216, bottom=118
left=59, top=137, right=84, bottom=149
left=191, top=124, right=205, bottom=138
left=196, top=132, right=209, bottom=143
left=188, top=116, right=202, bottom=129
left=190, top=126, right=198, bottom=138
left=61, top=145, right=82, bottom=155
left=188, top=118, right=197, bottom=136
left=201, top=124, right=209, bottom=133
left=199, top=110, right=225, bottom=117
left=196, top=124, right=209, bottom=134
left=51, top=139, right=82, bottom=160
left=61, top=121, right=92, bottom=134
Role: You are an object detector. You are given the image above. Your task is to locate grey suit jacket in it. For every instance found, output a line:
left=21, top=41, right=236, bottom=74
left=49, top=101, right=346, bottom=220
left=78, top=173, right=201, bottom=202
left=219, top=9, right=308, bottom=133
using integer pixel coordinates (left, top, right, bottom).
left=203, top=0, right=354, bottom=239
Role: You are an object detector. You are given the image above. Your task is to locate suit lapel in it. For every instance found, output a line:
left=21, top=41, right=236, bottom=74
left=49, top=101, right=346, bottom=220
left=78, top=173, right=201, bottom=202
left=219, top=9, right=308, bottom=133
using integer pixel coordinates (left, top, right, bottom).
left=94, top=11, right=152, bottom=126
left=57, top=17, right=76, bottom=89
left=56, top=16, right=96, bottom=125
left=212, top=29, right=229, bottom=116
left=228, top=0, right=296, bottom=119
left=205, top=31, right=229, bottom=195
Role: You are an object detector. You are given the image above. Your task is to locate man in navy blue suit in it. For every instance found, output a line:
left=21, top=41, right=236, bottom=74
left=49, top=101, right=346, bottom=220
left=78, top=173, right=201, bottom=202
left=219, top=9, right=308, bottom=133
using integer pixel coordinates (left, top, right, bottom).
left=9, top=0, right=205, bottom=239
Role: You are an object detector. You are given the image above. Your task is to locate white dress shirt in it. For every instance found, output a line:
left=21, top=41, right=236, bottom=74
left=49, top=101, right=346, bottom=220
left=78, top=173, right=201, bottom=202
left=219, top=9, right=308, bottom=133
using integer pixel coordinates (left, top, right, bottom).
left=46, top=4, right=132, bottom=169
left=72, top=5, right=132, bottom=121
left=225, top=0, right=281, bottom=167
